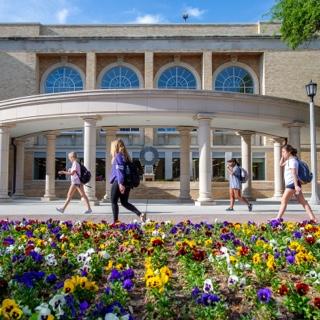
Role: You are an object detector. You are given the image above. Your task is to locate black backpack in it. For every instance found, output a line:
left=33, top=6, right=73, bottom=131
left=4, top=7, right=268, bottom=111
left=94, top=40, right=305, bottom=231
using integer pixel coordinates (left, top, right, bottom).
left=79, top=164, right=91, bottom=185
left=125, top=162, right=140, bottom=188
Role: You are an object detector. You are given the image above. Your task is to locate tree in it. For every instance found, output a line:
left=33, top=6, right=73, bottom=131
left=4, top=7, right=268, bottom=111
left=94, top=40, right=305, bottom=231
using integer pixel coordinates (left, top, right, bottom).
left=270, top=0, right=320, bottom=49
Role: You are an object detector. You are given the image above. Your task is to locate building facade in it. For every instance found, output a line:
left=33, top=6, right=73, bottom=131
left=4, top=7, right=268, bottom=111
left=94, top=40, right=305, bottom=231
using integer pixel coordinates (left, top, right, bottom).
left=0, top=22, right=320, bottom=203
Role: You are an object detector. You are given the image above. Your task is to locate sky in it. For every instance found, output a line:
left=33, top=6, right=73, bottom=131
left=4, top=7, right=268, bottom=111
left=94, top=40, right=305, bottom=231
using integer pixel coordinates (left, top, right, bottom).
left=0, top=0, right=276, bottom=25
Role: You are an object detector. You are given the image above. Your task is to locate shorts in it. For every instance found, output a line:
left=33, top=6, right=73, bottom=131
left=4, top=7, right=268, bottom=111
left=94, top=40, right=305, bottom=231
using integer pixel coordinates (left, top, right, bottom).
left=72, top=183, right=81, bottom=188
left=286, top=181, right=301, bottom=190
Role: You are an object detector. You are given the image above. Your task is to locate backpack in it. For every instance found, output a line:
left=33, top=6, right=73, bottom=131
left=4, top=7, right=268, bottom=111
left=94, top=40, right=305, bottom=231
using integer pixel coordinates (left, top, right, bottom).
left=237, top=167, right=249, bottom=183
left=297, top=160, right=313, bottom=184
left=79, top=164, right=91, bottom=185
left=125, top=162, right=140, bottom=188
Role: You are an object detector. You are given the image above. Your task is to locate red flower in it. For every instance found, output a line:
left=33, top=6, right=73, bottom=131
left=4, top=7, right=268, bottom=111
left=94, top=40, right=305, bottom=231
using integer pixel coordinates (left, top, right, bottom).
left=305, top=235, right=316, bottom=245
left=314, top=297, right=320, bottom=309
left=151, top=239, right=164, bottom=247
left=239, top=246, right=250, bottom=256
left=295, top=282, right=309, bottom=296
left=278, top=284, right=289, bottom=296
left=83, top=231, right=90, bottom=239
left=192, top=249, right=206, bottom=261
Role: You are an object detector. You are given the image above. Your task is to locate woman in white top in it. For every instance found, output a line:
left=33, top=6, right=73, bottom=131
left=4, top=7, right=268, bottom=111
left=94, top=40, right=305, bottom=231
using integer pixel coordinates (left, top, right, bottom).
left=56, top=152, right=92, bottom=214
left=276, top=144, right=317, bottom=222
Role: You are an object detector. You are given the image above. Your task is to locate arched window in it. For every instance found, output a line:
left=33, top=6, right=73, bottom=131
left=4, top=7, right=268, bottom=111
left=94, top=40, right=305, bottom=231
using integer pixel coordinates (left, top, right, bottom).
left=44, top=66, right=84, bottom=93
left=214, top=66, right=254, bottom=94
left=157, top=66, right=197, bottom=89
left=100, top=66, right=140, bottom=89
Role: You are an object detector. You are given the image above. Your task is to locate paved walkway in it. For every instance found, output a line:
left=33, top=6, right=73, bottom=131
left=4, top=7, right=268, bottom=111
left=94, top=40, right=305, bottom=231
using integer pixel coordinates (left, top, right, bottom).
left=0, top=199, right=319, bottom=223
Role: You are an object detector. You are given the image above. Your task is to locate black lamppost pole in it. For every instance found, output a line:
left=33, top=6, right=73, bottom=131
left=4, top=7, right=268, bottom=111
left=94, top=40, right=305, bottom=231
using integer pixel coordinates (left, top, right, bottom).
left=305, top=80, right=320, bottom=204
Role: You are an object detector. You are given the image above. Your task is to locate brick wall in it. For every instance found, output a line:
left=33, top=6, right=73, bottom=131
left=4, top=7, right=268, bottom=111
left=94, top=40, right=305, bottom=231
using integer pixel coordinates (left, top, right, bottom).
left=264, top=51, right=320, bottom=105
left=0, top=52, right=38, bottom=100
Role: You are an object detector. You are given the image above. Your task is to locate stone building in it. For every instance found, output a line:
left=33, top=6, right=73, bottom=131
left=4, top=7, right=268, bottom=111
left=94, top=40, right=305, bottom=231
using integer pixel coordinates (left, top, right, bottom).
left=0, top=22, right=319, bottom=203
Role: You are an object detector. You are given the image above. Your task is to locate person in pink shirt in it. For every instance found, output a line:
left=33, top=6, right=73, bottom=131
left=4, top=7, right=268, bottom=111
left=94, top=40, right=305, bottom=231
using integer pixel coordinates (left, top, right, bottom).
left=56, top=151, right=92, bottom=214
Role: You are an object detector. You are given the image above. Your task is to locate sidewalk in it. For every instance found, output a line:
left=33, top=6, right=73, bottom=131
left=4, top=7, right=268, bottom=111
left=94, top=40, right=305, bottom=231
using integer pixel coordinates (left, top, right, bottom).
left=0, top=199, right=319, bottom=223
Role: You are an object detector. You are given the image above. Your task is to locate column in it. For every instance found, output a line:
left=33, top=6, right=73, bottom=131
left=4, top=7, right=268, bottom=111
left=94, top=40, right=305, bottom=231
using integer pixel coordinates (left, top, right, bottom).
left=286, top=122, right=303, bottom=154
left=86, top=52, right=96, bottom=90
left=202, top=51, right=213, bottom=90
left=102, top=127, right=117, bottom=202
left=83, top=117, right=99, bottom=203
left=196, top=114, right=214, bottom=205
left=0, top=125, right=11, bottom=200
left=239, top=131, right=254, bottom=200
left=272, top=138, right=284, bottom=199
left=42, top=133, right=57, bottom=201
left=14, top=138, right=25, bottom=197
left=144, top=51, right=154, bottom=89
left=165, top=152, right=173, bottom=180
left=179, top=127, right=192, bottom=201
left=144, top=127, right=154, bottom=146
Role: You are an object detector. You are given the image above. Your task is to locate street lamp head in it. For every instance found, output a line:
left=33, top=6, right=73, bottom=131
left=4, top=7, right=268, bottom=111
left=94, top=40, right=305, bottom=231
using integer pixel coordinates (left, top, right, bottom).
left=306, top=80, right=317, bottom=101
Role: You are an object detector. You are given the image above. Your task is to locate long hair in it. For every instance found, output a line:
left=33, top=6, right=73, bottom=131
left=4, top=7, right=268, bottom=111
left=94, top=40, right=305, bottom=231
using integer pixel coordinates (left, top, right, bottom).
left=282, top=144, right=298, bottom=157
left=110, top=139, right=131, bottom=163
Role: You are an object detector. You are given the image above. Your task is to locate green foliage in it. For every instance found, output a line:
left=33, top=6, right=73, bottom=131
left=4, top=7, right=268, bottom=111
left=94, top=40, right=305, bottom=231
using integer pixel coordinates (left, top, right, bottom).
left=270, top=0, right=320, bottom=49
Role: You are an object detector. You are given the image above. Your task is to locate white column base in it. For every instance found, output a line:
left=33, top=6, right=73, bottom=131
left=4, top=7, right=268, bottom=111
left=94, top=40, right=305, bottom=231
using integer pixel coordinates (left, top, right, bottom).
left=0, top=195, right=12, bottom=202
left=309, top=195, right=320, bottom=205
left=41, top=195, right=58, bottom=201
left=12, top=193, right=25, bottom=199
left=195, top=199, right=216, bottom=206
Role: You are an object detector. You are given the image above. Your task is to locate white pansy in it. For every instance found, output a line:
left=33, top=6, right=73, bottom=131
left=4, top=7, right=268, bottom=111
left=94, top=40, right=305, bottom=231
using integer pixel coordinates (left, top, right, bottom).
left=22, top=305, right=32, bottom=316
left=35, top=303, right=52, bottom=319
left=5, top=245, right=15, bottom=253
left=203, top=279, right=214, bottom=293
left=161, top=233, right=166, bottom=240
left=152, top=230, right=159, bottom=236
left=34, top=247, right=41, bottom=253
left=165, top=220, right=172, bottom=225
left=228, top=275, right=239, bottom=286
left=49, top=294, right=66, bottom=317
left=269, top=239, right=278, bottom=247
left=45, top=254, right=57, bottom=266
left=86, top=248, right=95, bottom=256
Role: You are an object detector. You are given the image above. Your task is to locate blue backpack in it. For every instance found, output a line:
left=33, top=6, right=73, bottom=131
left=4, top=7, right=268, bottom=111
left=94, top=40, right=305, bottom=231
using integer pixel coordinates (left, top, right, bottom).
left=298, top=160, right=313, bottom=184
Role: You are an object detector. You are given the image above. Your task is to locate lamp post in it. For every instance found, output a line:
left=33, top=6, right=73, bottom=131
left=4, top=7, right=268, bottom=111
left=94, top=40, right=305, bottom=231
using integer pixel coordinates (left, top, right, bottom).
left=305, top=80, right=320, bottom=204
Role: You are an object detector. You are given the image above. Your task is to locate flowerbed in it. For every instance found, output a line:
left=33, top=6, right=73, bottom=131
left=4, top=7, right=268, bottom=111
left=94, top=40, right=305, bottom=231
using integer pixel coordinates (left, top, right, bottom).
left=0, top=219, right=320, bottom=319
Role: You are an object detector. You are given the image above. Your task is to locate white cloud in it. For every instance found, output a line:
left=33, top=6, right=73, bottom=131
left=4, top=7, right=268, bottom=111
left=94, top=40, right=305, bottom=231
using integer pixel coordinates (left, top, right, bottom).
left=184, top=7, right=206, bottom=19
left=56, top=8, right=69, bottom=24
left=133, top=14, right=164, bottom=24
left=0, top=0, right=78, bottom=24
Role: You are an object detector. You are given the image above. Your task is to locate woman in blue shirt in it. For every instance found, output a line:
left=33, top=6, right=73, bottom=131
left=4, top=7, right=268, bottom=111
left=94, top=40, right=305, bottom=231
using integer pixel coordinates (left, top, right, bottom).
left=110, top=139, right=146, bottom=224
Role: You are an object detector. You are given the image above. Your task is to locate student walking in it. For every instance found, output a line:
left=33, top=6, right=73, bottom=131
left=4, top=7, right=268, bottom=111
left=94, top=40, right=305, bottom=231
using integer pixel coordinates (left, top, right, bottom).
left=276, top=144, right=317, bottom=222
left=110, top=139, right=146, bottom=224
left=56, top=152, right=92, bottom=214
left=226, top=158, right=252, bottom=212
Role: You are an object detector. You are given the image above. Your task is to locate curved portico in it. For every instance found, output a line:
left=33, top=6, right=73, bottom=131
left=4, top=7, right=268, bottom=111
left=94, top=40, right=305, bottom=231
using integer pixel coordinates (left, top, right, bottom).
left=0, top=89, right=319, bottom=204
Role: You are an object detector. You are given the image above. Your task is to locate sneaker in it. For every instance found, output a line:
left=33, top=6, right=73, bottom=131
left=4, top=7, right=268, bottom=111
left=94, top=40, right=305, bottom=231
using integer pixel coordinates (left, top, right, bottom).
left=248, top=204, right=253, bottom=212
left=84, top=209, right=92, bottom=214
left=140, top=213, right=147, bottom=223
left=56, top=207, right=64, bottom=214
left=226, top=207, right=234, bottom=211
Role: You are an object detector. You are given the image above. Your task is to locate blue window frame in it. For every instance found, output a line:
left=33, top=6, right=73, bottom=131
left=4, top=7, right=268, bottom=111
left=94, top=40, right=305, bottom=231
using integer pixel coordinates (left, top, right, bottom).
left=101, top=66, right=140, bottom=89
left=214, top=66, right=254, bottom=94
left=44, top=66, right=83, bottom=93
left=157, top=66, right=197, bottom=89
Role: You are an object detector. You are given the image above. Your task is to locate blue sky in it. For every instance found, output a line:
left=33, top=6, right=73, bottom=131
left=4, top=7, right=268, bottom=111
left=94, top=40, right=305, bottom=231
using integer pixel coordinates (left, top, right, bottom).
left=0, top=0, right=276, bottom=24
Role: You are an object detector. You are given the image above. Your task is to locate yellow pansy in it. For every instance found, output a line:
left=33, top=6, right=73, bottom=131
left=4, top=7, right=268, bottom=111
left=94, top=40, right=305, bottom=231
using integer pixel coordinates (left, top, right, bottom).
left=9, top=307, right=23, bottom=319
left=63, top=279, right=75, bottom=293
left=266, top=256, right=276, bottom=271
left=105, top=260, right=113, bottom=272
left=253, top=253, right=261, bottom=264
left=229, top=256, right=237, bottom=264
left=205, top=239, right=213, bottom=247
